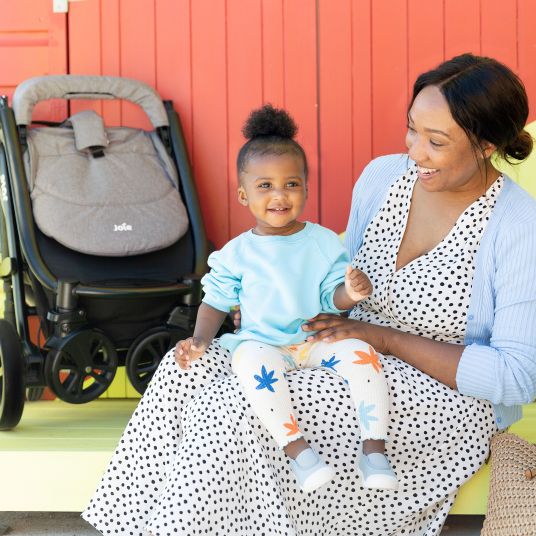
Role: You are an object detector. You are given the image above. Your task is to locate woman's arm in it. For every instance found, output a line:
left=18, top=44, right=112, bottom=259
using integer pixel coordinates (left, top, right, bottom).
left=302, top=316, right=463, bottom=389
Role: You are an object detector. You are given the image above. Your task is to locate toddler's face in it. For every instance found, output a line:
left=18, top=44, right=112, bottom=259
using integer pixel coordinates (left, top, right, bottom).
left=238, top=153, right=307, bottom=236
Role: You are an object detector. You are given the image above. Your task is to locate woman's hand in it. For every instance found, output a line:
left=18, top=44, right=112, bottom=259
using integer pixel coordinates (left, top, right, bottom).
left=302, top=314, right=389, bottom=353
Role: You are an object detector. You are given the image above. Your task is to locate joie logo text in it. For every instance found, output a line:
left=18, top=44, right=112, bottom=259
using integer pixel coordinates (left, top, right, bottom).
left=114, top=223, right=133, bottom=231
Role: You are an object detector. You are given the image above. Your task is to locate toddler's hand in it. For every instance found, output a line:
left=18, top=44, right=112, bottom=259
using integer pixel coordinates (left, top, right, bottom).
left=174, top=337, right=208, bottom=370
left=345, top=266, right=373, bottom=303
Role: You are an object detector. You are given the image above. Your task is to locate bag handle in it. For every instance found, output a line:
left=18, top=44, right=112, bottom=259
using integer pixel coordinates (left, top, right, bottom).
left=12, top=75, right=169, bottom=128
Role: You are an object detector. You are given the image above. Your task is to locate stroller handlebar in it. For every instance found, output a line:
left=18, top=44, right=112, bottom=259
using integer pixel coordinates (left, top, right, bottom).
left=12, top=75, right=169, bottom=128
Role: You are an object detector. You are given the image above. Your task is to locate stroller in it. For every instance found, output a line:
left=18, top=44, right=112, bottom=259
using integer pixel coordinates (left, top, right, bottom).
left=0, top=75, right=229, bottom=430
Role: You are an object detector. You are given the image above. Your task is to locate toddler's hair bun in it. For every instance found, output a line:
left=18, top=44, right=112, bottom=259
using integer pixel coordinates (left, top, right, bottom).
left=242, top=104, right=297, bottom=140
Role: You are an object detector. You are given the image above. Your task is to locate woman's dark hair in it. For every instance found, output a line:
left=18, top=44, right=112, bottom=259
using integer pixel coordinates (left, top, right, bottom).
left=410, top=53, right=533, bottom=162
left=237, top=104, right=308, bottom=177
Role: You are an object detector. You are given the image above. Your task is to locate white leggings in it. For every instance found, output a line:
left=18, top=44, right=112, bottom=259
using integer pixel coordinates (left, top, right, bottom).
left=232, top=339, right=390, bottom=449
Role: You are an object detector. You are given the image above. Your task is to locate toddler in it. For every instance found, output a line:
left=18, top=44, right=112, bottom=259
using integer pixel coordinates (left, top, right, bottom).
left=175, top=104, right=397, bottom=493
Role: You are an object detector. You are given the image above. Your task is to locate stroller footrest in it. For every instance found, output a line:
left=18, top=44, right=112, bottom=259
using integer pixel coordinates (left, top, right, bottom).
left=74, top=283, right=191, bottom=299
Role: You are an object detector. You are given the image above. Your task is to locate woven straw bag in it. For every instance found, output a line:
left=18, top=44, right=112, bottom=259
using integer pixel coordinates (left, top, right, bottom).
left=481, top=432, right=536, bottom=535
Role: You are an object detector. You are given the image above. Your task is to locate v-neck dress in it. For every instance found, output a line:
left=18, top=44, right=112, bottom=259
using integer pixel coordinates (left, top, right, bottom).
left=82, top=166, right=499, bottom=536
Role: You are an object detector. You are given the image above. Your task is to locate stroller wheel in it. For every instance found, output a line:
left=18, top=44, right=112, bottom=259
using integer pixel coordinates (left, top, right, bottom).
left=45, top=330, right=118, bottom=404
left=0, top=319, right=25, bottom=430
left=126, top=328, right=184, bottom=395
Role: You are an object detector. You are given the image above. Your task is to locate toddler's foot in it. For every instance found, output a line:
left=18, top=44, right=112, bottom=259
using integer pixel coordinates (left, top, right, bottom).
left=289, top=448, right=335, bottom=493
left=358, top=452, right=398, bottom=490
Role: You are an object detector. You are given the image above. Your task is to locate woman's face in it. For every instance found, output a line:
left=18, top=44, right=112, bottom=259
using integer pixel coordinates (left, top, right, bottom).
left=405, top=85, right=495, bottom=194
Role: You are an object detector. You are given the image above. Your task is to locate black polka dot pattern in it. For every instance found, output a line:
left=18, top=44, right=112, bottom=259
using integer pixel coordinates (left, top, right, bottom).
left=352, top=168, right=503, bottom=344
left=82, top=167, right=501, bottom=535
left=82, top=349, right=496, bottom=535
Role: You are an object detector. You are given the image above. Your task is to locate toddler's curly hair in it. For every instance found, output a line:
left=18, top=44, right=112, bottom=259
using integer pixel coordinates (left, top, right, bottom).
left=237, top=104, right=308, bottom=177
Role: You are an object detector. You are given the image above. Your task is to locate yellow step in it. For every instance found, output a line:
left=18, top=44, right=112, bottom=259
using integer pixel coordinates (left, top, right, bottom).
left=1, top=399, right=534, bottom=513
left=0, top=399, right=137, bottom=512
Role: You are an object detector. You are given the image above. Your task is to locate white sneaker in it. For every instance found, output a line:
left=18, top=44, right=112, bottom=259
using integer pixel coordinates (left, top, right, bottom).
left=357, top=452, right=398, bottom=491
left=289, top=448, right=336, bottom=493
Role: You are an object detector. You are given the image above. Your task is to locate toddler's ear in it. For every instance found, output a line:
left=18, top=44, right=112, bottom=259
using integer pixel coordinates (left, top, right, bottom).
left=237, top=186, right=249, bottom=206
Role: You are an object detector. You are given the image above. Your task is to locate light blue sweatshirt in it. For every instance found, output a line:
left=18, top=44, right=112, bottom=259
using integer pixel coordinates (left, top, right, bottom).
left=345, top=154, right=536, bottom=429
left=201, top=222, right=348, bottom=353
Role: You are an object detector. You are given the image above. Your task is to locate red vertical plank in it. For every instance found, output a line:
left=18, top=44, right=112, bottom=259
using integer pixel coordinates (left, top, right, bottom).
left=352, top=0, right=372, bottom=181
left=155, top=0, right=193, bottom=161
left=68, top=0, right=102, bottom=116
left=68, top=1, right=101, bottom=75
left=48, top=10, right=68, bottom=75
left=100, top=0, right=122, bottom=125
left=407, top=0, right=444, bottom=98
left=481, top=0, right=517, bottom=69
left=371, top=0, right=408, bottom=157
left=42, top=11, right=68, bottom=122
left=227, top=0, right=263, bottom=238
left=191, top=0, right=229, bottom=247
left=119, top=0, right=155, bottom=129
left=444, top=0, right=481, bottom=59
left=318, top=0, right=353, bottom=233
left=518, top=0, right=536, bottom=122
left=283, top=0, right=319, bottom=224
left=262, top=0, right=285, bottom=106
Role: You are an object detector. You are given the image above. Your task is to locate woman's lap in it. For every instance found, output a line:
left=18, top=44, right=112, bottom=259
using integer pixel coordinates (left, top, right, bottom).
left=83, top=342, right=496, bottom=536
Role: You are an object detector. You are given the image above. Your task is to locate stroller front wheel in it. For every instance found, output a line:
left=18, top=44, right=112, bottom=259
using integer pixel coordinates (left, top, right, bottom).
left=45, top=330, right=118, bottom=404
left=0, top=319, right=25, bottom=430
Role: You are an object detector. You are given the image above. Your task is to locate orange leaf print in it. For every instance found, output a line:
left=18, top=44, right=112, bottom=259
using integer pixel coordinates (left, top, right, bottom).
left=283, top=414, right=300, bottom=436
left=353, top=345, right=382, bottom=373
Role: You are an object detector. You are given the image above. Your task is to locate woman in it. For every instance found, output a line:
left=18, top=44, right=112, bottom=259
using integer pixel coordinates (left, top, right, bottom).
left=83, top=54, right=536, bottom=535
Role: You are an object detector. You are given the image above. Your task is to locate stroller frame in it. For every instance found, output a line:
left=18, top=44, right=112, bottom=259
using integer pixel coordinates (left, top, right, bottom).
left=0, top=76, right=215, bottom=430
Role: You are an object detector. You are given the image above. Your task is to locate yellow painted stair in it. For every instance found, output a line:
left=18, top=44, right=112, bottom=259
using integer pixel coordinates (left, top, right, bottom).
left=0, top=399, right=137, bottom=511
left=0, top=397, right=534, bottom=513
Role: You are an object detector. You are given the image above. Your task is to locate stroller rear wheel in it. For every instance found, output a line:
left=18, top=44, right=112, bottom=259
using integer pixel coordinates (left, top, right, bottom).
left=45, top=329, right=118, bottom=404
left=0, top=319, right=25, bottom=430
left=126, top=327, right=186, bottom=395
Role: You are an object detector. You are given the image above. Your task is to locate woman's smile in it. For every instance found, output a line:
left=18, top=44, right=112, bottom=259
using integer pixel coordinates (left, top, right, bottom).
left=416, top=165, right=439, bottom=181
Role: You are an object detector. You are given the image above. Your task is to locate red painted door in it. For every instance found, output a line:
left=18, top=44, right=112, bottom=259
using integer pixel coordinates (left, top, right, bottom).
left=0, top=0, right=68, bottom=121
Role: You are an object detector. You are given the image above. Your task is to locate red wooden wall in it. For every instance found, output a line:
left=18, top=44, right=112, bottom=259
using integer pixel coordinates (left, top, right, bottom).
left=3, top=0, right=536, bottom=247
left=0, top=2, right=67, bottom=120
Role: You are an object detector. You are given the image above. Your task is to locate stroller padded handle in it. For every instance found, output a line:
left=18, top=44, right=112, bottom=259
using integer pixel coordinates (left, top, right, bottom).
left=12, top=75, right=169, bottom=128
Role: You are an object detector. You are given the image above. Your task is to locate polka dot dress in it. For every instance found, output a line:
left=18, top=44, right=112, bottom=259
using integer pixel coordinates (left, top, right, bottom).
left=83, top=166, right=500, bottom=536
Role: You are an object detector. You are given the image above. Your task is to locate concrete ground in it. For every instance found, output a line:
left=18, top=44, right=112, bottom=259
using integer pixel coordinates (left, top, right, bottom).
left=0, top=512, right=484, bottom=535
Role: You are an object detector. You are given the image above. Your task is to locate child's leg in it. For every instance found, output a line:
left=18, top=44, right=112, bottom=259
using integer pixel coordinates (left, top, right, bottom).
left=307, top=339, right=389, bottom=448
left=307, top=338, right=398, bottom=490
left=231, top=340, right=305, bottom=451
left=232, top=341, right=336, bottom=492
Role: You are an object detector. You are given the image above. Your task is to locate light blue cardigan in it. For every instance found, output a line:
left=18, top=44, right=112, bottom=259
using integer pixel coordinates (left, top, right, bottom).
left=344, top=154, right=536, bottom=429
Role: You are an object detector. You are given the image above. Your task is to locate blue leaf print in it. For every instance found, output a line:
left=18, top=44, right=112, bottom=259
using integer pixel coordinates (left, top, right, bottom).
left=321, top=354, right=341, bottom=372
left=359, top=400, right=379, bottom=431
left=254, top=365, right=279, bottom=393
